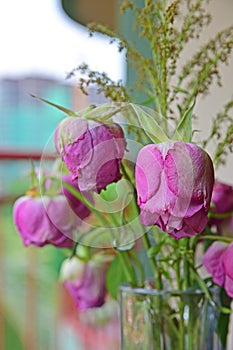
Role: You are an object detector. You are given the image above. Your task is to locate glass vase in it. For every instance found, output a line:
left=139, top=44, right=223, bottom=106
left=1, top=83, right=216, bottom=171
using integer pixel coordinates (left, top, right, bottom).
left=119, top=285, right=224, bottom=350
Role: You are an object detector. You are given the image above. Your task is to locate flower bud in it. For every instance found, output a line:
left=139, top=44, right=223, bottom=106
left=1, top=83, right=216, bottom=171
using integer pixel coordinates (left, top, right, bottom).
left=202, top=241, right=233, bottom=297
left=211, top=182, right=233, bottom=214
left=209, top=181, right=233, bottom=234
left=63, top=258, right=107, bottom=310
left=13, top=194, right=78, bottom=248
left=135, top=141, right=214, bottom=239
left=54, top=117, right=126, bottom=193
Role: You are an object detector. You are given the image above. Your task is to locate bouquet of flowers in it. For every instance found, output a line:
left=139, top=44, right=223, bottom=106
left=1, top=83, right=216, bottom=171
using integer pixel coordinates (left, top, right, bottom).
left=12, top=1, right=233, bottom=348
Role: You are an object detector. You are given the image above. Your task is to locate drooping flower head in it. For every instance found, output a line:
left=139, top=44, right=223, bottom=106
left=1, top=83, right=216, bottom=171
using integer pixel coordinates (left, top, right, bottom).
left=209, top=181, right=233, bottom=234
left=202, top=241, right=233, bottom=298
left=211, top=182, right=233, bottom=214
left=55, top=117, right=126, bottom=193
left=135, top=141, right=214, bottom=239
left=13, top=194, right=79, bottom=248
left=61, top=256, right=107, bottom=311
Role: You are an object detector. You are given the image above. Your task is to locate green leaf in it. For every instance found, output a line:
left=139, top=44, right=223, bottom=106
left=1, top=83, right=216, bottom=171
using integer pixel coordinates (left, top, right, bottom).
left=139, top=96, right=156, bottom=106
left=147, top=240, right=165, bottom=258
left=30, top=94, right=77, bottom=116
left=130, top=104, right=169, bottom=143
left=78, top=102, right=170, bottom=143
left=173, top=101, right=195, bottom=142
left=106, top=255, right=128, bottom=299
left=83, top=103, right=124, bottom=122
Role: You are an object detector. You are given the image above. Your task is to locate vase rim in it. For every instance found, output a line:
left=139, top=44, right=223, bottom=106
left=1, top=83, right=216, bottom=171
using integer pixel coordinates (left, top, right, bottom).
left=119, top=284, right=219, bottom=297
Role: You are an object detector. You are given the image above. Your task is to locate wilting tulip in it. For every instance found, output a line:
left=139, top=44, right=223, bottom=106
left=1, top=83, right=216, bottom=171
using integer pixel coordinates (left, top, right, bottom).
left=62, top=256, right=107, bottom=310
left=13, top=194, right=79, bottom=248
left=54, top=117, right=126, bottom=193
left=209, top=181, right=233, bottom=234
left=135, top=141, right=214, bottom=239
left=62, top=173, right=92, bottom=219
left=202, top=241, right=233, bottom=297
left=211, top=182, right=233, bottom=214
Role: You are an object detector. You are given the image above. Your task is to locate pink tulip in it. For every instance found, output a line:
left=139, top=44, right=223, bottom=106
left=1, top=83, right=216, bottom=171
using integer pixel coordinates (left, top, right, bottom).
left=202, top=241, right=233, bottom=297
left=209, top=181, right=233, bottom=234
left=62, top=257, right=107, bottom=311
left=135, top=141, right=214, bottom=239
left=13, top=194, right=79, bottom=248
left=55, top=117, right=126, bottom=193
left=211, top=182, right=233, bottom=214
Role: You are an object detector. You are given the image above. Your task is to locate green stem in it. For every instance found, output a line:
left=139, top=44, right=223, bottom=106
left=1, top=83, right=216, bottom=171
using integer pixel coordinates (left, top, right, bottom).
left=142, top=232, right=162, bottom=290
left=61, top=180, right=111, bottom=228
left=117, top=250, right=137, bottom=286
left=129, top=250, right=145, bottom=286
left=161, top=10, right=168, bottom=122
left=183, top=239, right=190, bottom=290
left=200, top=235, right=233, bottom=243
left=209, top=211, right=233, bottom=219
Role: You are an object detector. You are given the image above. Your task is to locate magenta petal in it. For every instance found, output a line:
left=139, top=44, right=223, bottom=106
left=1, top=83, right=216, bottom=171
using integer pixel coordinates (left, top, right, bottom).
left=182, top=208, right=208, bottom=235
left=165, top=142, right=214, bottom=217
left=62, top=174, right=91, bottom=219
left=224, top=275, right=233, bottom=298
left=212, top=182, right=233, bottom=214
left=64, top=262, right=107, bottom=311
left=223, top=242, right=233, bottom=279
left=209, top=182, right=233, bottom=234
left=63, top=129, right=93, bottom=180
left=13, top=196, right=51, bottom=246
left=13, top=195, right=74, bottom=248
left=202, top=241, right=228, bottom=286
left=46, top=196, right=79, bottom=239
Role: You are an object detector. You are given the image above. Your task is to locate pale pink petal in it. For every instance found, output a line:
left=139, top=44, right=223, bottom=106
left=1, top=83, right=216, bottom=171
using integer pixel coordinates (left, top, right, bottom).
left=136, top=145, right=163, bottom=205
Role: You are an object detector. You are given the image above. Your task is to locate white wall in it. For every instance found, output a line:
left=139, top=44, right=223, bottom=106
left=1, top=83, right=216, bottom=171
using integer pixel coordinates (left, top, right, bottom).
left=191, top=0, right=233, bottom=184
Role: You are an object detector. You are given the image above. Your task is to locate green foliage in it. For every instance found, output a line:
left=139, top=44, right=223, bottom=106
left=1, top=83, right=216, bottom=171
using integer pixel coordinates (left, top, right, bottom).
left=68, top=0, right=233, bottom=161
left=67, top=63, right=130, bottom=102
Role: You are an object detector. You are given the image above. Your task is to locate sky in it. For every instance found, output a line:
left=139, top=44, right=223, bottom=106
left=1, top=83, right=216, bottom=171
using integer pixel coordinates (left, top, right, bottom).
left=0, top=0, right=124, bottom=82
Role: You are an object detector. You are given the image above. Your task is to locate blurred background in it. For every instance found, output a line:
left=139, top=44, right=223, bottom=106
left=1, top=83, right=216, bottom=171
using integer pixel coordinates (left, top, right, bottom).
left=0, top=0, right=232, bottom=349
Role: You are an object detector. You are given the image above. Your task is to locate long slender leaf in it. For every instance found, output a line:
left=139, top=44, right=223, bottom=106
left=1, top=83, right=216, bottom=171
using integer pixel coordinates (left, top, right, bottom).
left=130, top=104, right=169, bottom=143
left=31, top=94, right=77, bottom=116
left=173, top=101, right=195, bottom=142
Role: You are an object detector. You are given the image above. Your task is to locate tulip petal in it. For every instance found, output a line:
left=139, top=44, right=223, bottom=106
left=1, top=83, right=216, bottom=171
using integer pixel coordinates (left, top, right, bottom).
left=224, top=275, right=233, bottom=298
left=202, top=241, right=228, bottom=286
left=136, top=141, right=214, bottom=239
left=55, top=119, right=126, bottom=192
left=223, top=242, right=233, bottom=279
left=136, top=145, right=163, bottom=205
